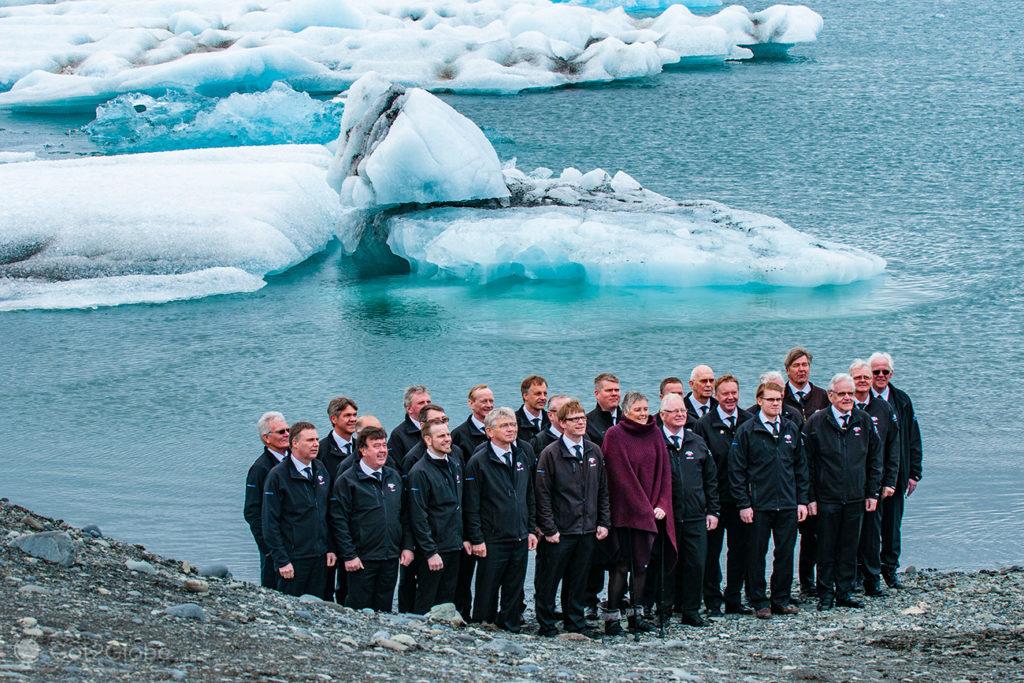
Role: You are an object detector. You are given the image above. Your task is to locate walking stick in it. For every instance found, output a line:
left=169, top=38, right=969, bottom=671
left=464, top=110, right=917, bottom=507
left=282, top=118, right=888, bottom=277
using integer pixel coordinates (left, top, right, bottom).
left=627, top=527, right=640, bottom=642
left=658, top=525, right=666, bottom=639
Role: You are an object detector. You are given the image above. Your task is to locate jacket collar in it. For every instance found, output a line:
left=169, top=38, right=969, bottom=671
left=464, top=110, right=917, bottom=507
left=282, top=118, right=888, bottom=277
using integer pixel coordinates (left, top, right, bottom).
left=285, top=454, right=320, bottom=481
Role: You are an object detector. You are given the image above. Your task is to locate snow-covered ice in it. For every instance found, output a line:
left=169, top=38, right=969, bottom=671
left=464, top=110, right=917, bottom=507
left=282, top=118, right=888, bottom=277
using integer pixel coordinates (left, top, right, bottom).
left=0, top=151, right=36, bottom=163
left=0, top=144, right=341, bottom=310
left=0, top=0, right=823, bottom=111
left=85, top=82, right=344, bottom=152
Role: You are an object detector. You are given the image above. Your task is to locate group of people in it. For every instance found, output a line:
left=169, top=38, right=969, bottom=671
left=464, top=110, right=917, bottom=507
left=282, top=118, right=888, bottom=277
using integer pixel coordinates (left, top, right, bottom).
left=243, top=346, right=923, bottom=636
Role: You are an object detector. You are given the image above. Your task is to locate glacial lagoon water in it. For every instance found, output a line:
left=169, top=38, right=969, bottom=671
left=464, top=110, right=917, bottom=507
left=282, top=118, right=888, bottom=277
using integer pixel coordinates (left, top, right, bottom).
left=1, top=0, right=1022, bottom=581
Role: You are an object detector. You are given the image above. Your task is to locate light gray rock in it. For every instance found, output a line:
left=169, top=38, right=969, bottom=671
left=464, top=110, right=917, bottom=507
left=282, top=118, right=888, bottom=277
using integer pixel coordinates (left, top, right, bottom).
left=126, top=560, right=157, bottom=575
left=81, top=524, right=103, bottom=538
left=183, top=579, right=209, bottom=593
left=11, top=531, right=76, bottom=566
left=164, top=603, right=206, bottom=621
left=426, top=602, right=466, bottom=627
left=299, top=593, right=323, bottom=603
left=18, top=584, right=50, bottom=595
left=198, top=563, right=232, bottom=579
left=482, top=638, right=526, bottom=658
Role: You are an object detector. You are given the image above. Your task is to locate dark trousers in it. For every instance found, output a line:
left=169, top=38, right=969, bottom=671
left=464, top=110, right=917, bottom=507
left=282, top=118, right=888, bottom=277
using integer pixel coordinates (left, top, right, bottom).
left=324, top=564, right=347, bottom=604
left=277, top=555, right=327, bottom=598
left=584, top=537, right=612, bottom=608
left=535, top=533, right=595, bottom=631
left=259, top=550, right=278, bottom=589
left=816, top=501, right=863, bottom=599
left=345, top=558, right=399, bottom=612
left=880, top=488, right=906, bottom=576
left=455, top=554, right=476, bottom=620
left=397, top=562, right=417, bottom=613
left=798, top=515, right=818, bottom=589
left=704, top=503, right=749, bottom=609
left=413, top=550, right=461, bottom=615
left=747, top=509, right=798, bottom=610
left=668, top=520, right=707, bottom=617
left=858, top=507, right=882, bottom=586
left=472, top=539, right=528, bottom=632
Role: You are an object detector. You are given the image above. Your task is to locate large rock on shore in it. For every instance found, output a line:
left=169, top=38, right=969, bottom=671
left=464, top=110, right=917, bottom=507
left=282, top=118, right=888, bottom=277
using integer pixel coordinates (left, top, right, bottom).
left=10, top=531, right=76, bottom=566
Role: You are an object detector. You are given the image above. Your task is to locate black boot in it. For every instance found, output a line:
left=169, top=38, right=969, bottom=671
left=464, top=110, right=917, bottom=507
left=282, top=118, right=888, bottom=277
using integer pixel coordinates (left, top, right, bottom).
left=603, top=609, right=623, bottom=636
left=627, top=610, right=655, bottom=634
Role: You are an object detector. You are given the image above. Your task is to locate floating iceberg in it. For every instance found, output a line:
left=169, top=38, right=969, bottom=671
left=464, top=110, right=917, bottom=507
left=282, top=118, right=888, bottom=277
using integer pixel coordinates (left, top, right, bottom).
left=0, top=0, right=822, bottom=111
left=0, top=145, right=341, bottom=310
left=331, top=75, right=885, bottom=287
left=85, top=82, right=344, bottom=152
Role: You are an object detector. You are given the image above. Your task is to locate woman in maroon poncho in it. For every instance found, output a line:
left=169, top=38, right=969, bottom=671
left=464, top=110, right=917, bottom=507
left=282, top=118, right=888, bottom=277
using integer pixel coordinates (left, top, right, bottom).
left=601, top=391, right=676, bottom=635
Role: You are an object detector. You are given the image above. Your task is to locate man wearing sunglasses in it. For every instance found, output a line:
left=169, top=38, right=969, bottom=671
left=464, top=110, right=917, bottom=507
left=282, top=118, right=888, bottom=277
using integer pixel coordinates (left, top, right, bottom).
left=245, top=411, right=290, bottom=589
left=869, top=352, right=923, bottom=589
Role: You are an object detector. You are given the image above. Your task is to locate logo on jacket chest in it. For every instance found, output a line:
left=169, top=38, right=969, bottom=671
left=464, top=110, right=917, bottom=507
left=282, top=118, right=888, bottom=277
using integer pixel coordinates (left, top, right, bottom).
left=588, top=456, right=597, bottom=468
left=317, top=475, right=325, bottom=486
left=784, top=434, right=793, bottom=444
left=387, top=482, right=397, bottom=492
left=852, top=426, right=862, bottom=436
left=515, top=461, right=525, bottom=472
left=685, top=450, right=696, bottom=460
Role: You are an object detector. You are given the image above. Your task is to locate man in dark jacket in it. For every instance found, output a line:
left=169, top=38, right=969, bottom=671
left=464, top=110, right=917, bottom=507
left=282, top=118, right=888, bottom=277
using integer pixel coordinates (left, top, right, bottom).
left=731, top=381, right=810, bottom=619
left=318, top=396, right=359, bottom=603
left=684, top=365, right=718, bottom=430
left=408, top=420, right=469, bottom=614
left=695, top=374, right=754, bottom=616
left=660, top=393, right=719, bottom=627
left=464, top=407, right=538, bottom=632
left=586, top=372, right=621, bottom=446
left=244, top=411, right=289, bottom=589
left=870, top=351, right=923, bottom=589
left=451, top=384, right=494, bottom=456
left=746, top=371, right=804, bottom=427
left=531, top=394, right=569, bottom=454
left=782, top=347, right=830, bottom=597
left=330, top=427, right=414, bottom=611
left=388, top=385, right=432, bottom=458
left=534, top=399, right=610, bottom=636
left=851, top=360, right=900, bottom=595
left=516, top=375, right=550, bottom=441
left=803, top=374, right=883, bottom=611
left=262, top=422, right=337, bottom=597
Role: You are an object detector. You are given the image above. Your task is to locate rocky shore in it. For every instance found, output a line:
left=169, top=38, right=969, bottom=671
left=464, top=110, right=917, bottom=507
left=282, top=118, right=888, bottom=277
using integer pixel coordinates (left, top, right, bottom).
left=1, top=499, right=1021, bottom=682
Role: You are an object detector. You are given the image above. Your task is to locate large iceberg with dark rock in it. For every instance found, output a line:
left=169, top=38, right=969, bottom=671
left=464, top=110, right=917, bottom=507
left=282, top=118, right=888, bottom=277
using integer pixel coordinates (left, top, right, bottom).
left=0, top=0, right=823, bottom=111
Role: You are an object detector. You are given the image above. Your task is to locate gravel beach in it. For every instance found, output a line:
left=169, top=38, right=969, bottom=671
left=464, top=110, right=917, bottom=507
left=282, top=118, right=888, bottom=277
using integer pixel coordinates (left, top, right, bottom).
left=1, top=499, right=1021, bottom=682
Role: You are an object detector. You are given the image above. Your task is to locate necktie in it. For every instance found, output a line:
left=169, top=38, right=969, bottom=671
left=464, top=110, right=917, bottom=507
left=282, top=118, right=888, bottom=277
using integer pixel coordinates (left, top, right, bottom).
left=797, top=390, right=806, bottom=403
left=671, top=435, right=681, bottom=449
left=727, top=415, right=736, bottom=429
left=344, top=443, right=352, bottom=457
left=303, top=466, right=312, bottom=480
left=373, top=471, right=382, bottom=483
left=503, top=452, right=512, bottom=468
left=611, top=412, right=617, bottom=425
left=573, top=445, right=583, bottom=461
left=857, top=402, right=866, bottom=411
left=700, top=405, right=708, bottom=416
left=533, top=418, right=541, bottom=432
left=841, top=414, right=849, bottom=429
left=770, top=422, right=779, bottom=437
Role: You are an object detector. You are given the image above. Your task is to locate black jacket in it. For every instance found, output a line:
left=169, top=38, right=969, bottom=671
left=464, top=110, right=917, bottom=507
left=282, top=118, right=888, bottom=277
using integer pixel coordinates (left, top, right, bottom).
left=857, top=395, right=901, bottom=489
left=330, top=463, right=410, bottom=562
left=516, top=405, right=551, bottom=442
left=684, top=392, right=718, bottom=430
left=783, top=382, right=829, bottom=421
left=337, top=446, right=401, bottom=476
left=407, top=454, right=465, bottom=556
left=531, top=428, right=561, bottom=456
left=729, top=416, right=810, bottom=511
left=244, top=448, right=285, bottom=551
left=401, top=440, right=466, bottom=477
left=585, top=405, right=619, bottom=446
left=802, top=408, right=883, bottom=504
left=746, top=402, right=804, bottom=428
left=665, top=429, right=720, bottom=522
left=535, top=438, right=610, bottom=536
left=694, top=408, right=753, bottom=506
left=464, top=440, right=537, bottom=544
left=388, top=415, right=423, bottom=461
left=262, top=455, right=333, bottom=569
left=880, top=385, right=923, bottom=486
left=319, top=432, right=353, bottom=485
left=451, top=415, right=489, bottom=458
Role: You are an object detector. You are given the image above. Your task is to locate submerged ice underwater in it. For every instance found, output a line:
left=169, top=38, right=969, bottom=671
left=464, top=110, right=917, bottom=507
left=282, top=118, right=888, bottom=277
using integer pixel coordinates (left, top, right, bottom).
left=0, top=0, right=1022, bottom=581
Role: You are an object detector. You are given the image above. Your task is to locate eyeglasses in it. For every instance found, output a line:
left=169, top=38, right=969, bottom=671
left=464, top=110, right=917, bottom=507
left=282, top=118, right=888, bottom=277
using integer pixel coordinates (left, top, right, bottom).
left=696, top=378, right=715, bottom=384
left=495, top=422, right=517, bottom=430
left=832, top=391, right=855, bottom=397
left=270, top=429, right=289, bottom=435
left=872, top=369, right=891, bottom=376
left=661, top=409, right=686, bottom=415
left=563, top=415, right=587, bottom=422
left=761, top=397, right=783, bottom=403
left=427, top=416, right=450, bottom=424
left=851, top=375, right=871, bottom=381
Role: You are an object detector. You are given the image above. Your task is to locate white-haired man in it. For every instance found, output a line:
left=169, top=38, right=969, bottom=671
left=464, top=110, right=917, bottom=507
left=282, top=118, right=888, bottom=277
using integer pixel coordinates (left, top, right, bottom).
left=684, top=365, right=718, bottom=429
left=245, top=411, right=289, bottom=589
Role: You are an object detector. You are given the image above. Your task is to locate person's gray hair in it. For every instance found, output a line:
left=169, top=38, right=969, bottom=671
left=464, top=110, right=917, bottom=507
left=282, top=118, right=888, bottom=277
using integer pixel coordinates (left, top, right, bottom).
left=828, top=373, right=854, bottom=392
left=484, top=406, right=517, bottom=430
left=546, top=394, right=571, bottom=414
left=868, top=351, right=894, bottom=371
left=621, top=391, right=648, bottom=414
left=689, top=364, right=713, bottom=381
left=849, top=359, right=871, bottom=376
left=257, top=411, right=286, bottom=437
left=403, top=384, right=429, bottom=409
left=659, top=393, right=684, bottom=413
left=759, top=370, right=785, bottom=385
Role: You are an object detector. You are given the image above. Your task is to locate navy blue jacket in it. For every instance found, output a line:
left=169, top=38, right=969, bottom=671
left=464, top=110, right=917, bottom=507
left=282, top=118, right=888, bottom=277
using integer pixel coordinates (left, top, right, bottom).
left=729, top=416, right=810, bottom=511
left=802, top=408, right=883, bottom=504
left=262, top=455, right=333, bottom=569
left=244, top=447, right=284, bottom=551
left=407, top=453, right=465, bottom=556
left=694, top=408, right=753, bottom=506
left=665, top=429, right=720, bottom=522
left=464, top=440, right=537, bottom=544
left=330, top=463, right=411, bottom=561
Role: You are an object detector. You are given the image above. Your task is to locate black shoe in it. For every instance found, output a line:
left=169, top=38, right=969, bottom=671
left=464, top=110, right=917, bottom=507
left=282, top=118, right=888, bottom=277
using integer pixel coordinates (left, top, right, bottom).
left=771, top=604, right=800, bottom=615
left=538, top=627, right=558, bottom=638
left=565, top=625, right=598, bottom=638
left=627, top=616, right=655, bottom=633
left=836, top=596, right=865, bottom=609
left=705, top=604, right=723, bottom=618
left=864, top=581, right=884, bottom=597
left=724, top=604, right=754, bottom=615
left=585, top=606, right=599, bottom=621
left=882, top=573, right=904, bottom=589
left=817, top=596, right=835, bottom=611
left=800, top=584, right=818, bottom=598
left=679, top=613, right=707, bottom=627
left=605, top=620, right=624, bottom=636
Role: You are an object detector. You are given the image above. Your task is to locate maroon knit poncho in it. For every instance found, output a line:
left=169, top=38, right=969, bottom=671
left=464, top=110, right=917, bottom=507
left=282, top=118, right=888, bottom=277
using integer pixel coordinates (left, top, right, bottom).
left=602, top=416, right=677, bottom=553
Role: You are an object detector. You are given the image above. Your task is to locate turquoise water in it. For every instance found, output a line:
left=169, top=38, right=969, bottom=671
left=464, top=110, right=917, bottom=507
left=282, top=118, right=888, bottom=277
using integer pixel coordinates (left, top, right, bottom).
left=2, top=0, right=1022, bottom=579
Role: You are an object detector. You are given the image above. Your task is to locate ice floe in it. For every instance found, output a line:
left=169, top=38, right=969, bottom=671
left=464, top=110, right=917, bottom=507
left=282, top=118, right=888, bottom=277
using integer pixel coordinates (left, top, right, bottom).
left=0, top=151, right=36, bottom=163
left=0, top=144, right=341, bottom=309
left=85, top=82, right=344, bottom=152
left=0, top=0, right=823, bottom=111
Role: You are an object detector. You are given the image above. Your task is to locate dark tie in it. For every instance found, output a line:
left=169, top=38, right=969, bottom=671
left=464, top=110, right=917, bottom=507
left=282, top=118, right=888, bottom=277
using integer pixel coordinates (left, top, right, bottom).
left=503, top=452, right=512, bottom=468
left=841, top=414, right=849, bottom=429
left=727, top=415, right=736, bottom=429
left=770, top=422, right=779, bottom=437
left=573, top=445, right=583, bottom=461
left=857, top=402, right=866, bottom=411
left=611, top=413, right=617, bottom=425
left=533, top=418, right=541, bottom=432
left=344, top=443, right=352, bottom=457
left=671, top=435, right=681, bottom=449
left=373, top=471, right=382, bottom=483
left=797, top=390, right=806, bottom=403
left=700, top=405, right=708, bottom=416
left=303, top=466, right=312, bottom=480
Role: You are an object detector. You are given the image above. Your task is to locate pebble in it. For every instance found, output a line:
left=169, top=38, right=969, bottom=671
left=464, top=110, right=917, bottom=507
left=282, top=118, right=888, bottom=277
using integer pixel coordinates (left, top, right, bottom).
left=17, top=617, right=38, bottom=628
left=391, top=634, right=417, bottom=647
left=81, top=524, right=103, bottom=538
left=294, top=610, right=315, bottom=622
left=426, top=602, right=466, bottom=627
left=518, top=664, right=541, bottom=674
left=198, top=563, right=231, bottom=579
left=164, top=603, right=206, bottom=621
left=377, top=639, right=410, bottom=652
left=299, top=593, right=324, bottom=603
left=184, top=578, right=209, bottom=593
left=18, top=584, right=50, bottom=595
left=125, top=560, right=157, bottom=575
left=21, top=515, right=45, bottom=531
left=371, top=630, right=391, bottom=643
left=482, top=638, right=526, bottom=658
left=96, top=587, right=111, bottom=595
left=22, top=627, right=44, bottom=637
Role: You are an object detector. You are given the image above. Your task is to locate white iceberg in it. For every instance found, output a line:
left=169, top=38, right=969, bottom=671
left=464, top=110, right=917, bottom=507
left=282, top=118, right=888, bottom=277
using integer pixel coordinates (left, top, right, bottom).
left=0, top=144, right=342, bottom=309
left=0, top=0, right=823, bottom=111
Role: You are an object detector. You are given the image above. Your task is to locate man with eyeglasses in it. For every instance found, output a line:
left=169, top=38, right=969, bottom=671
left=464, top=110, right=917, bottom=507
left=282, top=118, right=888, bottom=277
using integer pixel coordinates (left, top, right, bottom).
left=850, top=360, right=900, bottom=596
left=730, top=382, right=809, bottom=619
left=684, top=366, right=718, bottom=430
left=534, top=400, right=610, bottom=636
left=463, top=407, right=538, bottom=632
left=802, top=374, right=882, bottom=611
left=245, top=411, right=290, bottom=589
left=532, top=394, right=571, bottom=454
left=869, top=351, right=923, bottom=589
